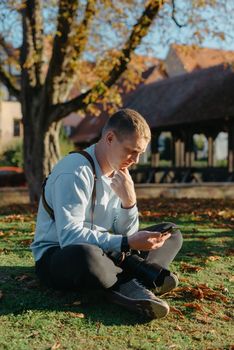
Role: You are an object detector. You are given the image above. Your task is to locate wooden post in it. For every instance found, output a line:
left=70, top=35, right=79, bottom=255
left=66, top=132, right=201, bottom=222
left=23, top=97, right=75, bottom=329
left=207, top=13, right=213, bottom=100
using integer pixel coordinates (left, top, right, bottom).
left=173, top=133, right=185, bottom=167
left=175, top=138, right=180, bottom=167
left=228, top=122, right=234, bottom=173
left=180, top=138, right=185, bottom=167
left=208, top=135, right=215, bottom=167
left=151, top=133, right=160, bottom=167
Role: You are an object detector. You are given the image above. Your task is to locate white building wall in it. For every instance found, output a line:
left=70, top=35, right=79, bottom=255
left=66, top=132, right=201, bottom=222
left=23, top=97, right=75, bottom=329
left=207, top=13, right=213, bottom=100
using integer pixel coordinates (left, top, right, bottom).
left=0, top=101, right=22, bottom=151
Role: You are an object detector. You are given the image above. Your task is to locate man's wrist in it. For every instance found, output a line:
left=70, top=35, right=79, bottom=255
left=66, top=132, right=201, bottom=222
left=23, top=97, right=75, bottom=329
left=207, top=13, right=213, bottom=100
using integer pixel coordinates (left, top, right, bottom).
left=121, top=236, right=131, bottom=252
left=121, top=202, right=136, bottom=209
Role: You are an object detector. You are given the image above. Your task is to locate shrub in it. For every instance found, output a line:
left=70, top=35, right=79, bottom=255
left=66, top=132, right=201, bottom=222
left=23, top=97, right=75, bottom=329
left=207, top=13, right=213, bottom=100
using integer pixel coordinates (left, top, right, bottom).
left=0, top=141, right=23, bottom=167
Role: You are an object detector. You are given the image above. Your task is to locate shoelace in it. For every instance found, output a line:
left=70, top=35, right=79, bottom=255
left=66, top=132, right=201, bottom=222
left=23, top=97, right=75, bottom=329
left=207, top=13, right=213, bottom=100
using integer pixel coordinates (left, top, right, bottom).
left=131, top=279, right=156, bottom=299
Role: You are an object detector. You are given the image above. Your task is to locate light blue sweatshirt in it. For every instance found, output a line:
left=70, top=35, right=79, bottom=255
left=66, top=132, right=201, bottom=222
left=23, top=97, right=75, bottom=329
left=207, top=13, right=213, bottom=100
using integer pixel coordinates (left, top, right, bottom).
left=31, top=144, right=139, bottom=261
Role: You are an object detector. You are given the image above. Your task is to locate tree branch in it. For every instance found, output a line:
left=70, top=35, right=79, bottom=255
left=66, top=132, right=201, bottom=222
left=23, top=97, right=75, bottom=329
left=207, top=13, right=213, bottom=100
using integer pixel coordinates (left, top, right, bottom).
left=0, top=65, right=20, bottom=100
left=104, top=0, right=165, bottom=88
left=55, top=0, right=96, bottom=105
left=171, top=0, right=186, bottom=28
left=26, top=0, right=44, bottom=85
left=20, top=0, right=38, bottom=88
left=44, top=0, right=79, bottom=101
left=69, top=0, right=96, bottom=61
left=48, top=0, right=165, bottom=123
left=66, top=0, right=96, bottom=61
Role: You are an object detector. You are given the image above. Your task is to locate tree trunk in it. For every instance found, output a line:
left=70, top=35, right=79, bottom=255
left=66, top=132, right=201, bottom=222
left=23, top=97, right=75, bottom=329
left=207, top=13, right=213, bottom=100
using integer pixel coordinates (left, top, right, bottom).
left=23, top=120, right=61, bottom=203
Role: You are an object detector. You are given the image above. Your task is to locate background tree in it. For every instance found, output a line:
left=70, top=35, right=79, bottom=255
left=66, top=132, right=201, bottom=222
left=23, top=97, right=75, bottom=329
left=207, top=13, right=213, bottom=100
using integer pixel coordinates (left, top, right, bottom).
left=0, top=0, right=232, bottom=202
left=0, top=0, right=166, bottom=201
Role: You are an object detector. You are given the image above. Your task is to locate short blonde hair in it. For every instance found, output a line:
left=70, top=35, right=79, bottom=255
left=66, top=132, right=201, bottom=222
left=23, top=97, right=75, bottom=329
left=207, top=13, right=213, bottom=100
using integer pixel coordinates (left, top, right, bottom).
left=102, top=109, right=151, bottom=141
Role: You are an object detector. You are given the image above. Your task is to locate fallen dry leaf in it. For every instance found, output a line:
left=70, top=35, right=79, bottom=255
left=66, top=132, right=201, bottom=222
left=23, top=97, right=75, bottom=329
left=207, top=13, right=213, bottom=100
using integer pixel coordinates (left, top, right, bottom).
left=169, top=306, right=184, bottom=319
left=26, top=331, right=40, bottom=338
left=205, top=255, right=221, bottom=262
left=178, top=277, right=190, bottom=283
left=184, top=302, right=203, bottom=311
left=175, top=325, right=183, bottom=331
left=196, top=284, right=229, bottom=303
left=180, top=262, right=203, bottom=273
left=217, top=284, right=229, bottom=294
left=222, top=315, right=232, bottom=321
left=195, top=315, right=212, bottom=324
left=19, top=239, right=33, bottom=246
left=66, top=312, right=85, bottom=318
left=2, top=214, right=25, bottom=222
left=15, top=274, right=31, bottom=282
left=51, top=342, right=61, bottom=350
left=172, top=284, right=228, bottom=303
left=218, top=210, right=234, bottom=219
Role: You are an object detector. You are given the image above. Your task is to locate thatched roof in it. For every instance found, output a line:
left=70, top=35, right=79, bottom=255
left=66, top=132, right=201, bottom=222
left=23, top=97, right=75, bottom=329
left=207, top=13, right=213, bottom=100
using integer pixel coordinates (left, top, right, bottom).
left=127, top=63, right=234, bottom=131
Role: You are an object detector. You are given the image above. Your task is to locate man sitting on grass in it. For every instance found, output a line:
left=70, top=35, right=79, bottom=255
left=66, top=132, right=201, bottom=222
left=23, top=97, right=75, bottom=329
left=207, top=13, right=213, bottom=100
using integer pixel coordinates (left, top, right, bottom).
left=31, top=108, right=183, bottom=319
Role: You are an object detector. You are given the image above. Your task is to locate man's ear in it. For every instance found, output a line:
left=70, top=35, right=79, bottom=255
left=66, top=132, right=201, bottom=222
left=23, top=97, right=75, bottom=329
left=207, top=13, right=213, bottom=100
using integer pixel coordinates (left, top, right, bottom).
left=105, top=131, right=115, bottom=145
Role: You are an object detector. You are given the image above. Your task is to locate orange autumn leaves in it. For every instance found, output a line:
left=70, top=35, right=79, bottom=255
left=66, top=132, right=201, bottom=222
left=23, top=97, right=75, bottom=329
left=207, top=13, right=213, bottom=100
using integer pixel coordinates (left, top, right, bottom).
left=138, top=198, right=234, bottom=226
left=169, top=283, right=231, bottom=321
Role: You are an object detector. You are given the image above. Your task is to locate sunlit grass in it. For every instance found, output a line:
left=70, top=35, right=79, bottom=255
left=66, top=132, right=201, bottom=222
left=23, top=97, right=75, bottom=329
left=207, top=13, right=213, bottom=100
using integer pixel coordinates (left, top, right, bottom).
left=0, top=199, right=233, bottom=350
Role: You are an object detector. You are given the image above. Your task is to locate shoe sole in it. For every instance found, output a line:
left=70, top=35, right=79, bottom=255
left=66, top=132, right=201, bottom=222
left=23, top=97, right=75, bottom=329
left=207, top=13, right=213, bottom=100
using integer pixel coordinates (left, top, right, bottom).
left=107, top=291, right=169, bottom=319
left=156, top=275, right=179, bottom=295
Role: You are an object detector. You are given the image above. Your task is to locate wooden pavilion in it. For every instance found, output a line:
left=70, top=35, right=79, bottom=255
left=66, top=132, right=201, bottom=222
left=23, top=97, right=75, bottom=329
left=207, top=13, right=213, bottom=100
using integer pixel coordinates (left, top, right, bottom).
left=127, top=63, right=234, bottom=183
left=71, top=63, right=234, bottom=183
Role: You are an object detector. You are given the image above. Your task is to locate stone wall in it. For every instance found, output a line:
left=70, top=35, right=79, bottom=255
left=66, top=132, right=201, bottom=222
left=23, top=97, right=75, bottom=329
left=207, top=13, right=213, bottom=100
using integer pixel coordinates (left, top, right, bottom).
left=135, top=183, right=234, bottom=199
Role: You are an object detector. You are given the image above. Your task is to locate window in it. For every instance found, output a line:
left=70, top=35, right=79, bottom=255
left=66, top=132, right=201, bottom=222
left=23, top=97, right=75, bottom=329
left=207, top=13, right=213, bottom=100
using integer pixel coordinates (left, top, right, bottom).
left=13, top=119, right=21, bottom=137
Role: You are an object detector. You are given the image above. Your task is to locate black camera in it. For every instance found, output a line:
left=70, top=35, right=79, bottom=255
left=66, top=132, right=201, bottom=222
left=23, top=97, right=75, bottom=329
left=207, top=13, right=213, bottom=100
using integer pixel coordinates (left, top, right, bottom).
left=109, top=222, right=178, bottom=288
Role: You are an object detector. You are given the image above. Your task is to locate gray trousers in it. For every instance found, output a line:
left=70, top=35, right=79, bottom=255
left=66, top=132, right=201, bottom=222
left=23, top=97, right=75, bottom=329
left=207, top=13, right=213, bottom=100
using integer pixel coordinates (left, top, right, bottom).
left=35, top=224, right=183, bottom=291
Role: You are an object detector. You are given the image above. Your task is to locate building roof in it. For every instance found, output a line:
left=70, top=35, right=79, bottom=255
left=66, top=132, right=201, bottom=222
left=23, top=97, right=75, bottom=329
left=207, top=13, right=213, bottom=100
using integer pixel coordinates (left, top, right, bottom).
left=70, top=56, right=165, bottom=144
left=127, top=63, right=234, bottom=130
left=166, top=44, right=234, bottom=75
left=70, top=46, right=234, bottom=144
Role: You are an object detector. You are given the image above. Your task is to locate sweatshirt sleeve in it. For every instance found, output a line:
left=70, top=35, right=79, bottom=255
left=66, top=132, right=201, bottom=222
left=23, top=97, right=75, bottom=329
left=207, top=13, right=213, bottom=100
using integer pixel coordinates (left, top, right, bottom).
left=112, top=204, right=139, bottom=237
left=51, top=170, right=123, bottom=252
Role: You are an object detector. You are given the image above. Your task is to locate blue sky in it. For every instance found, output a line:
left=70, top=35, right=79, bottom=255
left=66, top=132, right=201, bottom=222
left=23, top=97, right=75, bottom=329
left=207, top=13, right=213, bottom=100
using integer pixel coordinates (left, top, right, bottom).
left=136, top=1, right=234, bottom=58
left=0, top=0, right=234, bottom=60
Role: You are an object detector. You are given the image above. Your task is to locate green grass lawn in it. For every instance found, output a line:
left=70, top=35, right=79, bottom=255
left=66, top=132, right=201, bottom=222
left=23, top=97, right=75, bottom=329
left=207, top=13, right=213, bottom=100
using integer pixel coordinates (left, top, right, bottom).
left=0, top=199, right=233, bottom=350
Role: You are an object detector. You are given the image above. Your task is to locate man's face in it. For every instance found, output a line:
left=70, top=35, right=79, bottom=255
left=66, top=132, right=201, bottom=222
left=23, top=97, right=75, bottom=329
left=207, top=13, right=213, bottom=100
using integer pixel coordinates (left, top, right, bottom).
left=106, top=131, right=149, bottom=171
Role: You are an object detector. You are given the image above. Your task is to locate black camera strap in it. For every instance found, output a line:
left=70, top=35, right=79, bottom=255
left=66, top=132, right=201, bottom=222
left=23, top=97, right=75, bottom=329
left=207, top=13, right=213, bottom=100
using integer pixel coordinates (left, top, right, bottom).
left=41, top=150, right=97, bottom=227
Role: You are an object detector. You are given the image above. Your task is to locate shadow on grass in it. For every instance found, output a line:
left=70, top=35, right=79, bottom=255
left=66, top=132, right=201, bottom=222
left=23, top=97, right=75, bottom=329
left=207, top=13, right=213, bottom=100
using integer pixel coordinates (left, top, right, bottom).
left=0, top=227, right=233, bottom=325
left=178, top=228, right=234, bottom=262
left=0, top=266, right=150, bottom=326
left=0, top=203, right=37, bottom=215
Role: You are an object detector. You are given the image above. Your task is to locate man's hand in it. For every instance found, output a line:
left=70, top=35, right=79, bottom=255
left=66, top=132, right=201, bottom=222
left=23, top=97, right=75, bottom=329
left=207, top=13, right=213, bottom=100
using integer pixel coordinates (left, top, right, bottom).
left=110, top=168, right=136, bottom=208
left=128, top=230, right=171, bottom=251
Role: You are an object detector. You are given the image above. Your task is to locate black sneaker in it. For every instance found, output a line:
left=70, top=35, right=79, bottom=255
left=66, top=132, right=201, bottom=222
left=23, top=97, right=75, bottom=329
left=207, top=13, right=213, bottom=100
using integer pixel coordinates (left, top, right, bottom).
left=154, top=273, right=179, bottom=295
left=107, top=279, right=169, bottom=319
